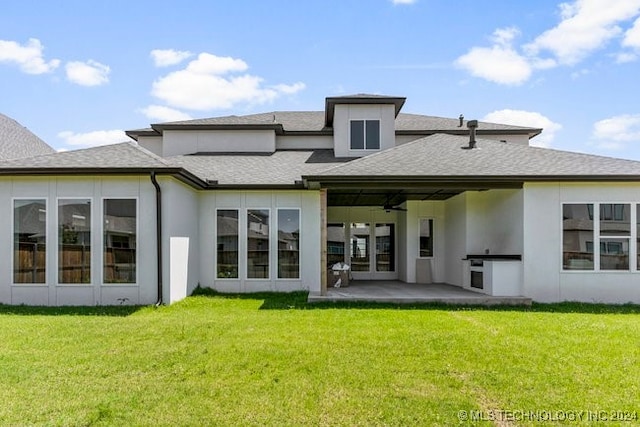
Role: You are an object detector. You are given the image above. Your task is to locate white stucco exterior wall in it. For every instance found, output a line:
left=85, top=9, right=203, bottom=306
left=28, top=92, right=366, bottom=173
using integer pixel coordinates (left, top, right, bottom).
left=466, top=190, right=523, bottom=255
left=523, top=182, right=640, bottom=303
left=160, top=177, right=200, bottom=303
left=162, top=130, right=276, bottom=156
left=444, top=193, right=467, bottom=286
left=276, top=135, right=333, bottom=150
left=0, top=176, right=157, bottom=306
left=137, top=136, right=163, bottom=156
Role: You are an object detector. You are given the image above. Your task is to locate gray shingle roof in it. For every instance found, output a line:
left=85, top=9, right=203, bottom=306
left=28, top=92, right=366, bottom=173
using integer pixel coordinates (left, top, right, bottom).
left=126, top=111, right=536, bottom=137
left=168, top=150, right=351, bottom=185
left=0, top=113, right=55, bottom=160
left=154, top=115, right=276, bottom=126
left=0, top=142, right=171, bottom=170
left=309, top=134, right=640, bottom=179
left=394, top=113, right=535, bottom=132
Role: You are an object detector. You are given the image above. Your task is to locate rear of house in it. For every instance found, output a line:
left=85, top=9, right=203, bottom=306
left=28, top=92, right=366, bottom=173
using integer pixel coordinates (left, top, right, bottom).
left=1, top=95, right=639, bottom=305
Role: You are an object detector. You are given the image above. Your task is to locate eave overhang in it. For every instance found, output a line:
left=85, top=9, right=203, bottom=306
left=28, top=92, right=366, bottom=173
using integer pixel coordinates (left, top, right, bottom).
left=151, top=123, right=285, bottom=134
left=124, top=129, right=160, bottom=141
left=303, top=174, right=640, bottom=189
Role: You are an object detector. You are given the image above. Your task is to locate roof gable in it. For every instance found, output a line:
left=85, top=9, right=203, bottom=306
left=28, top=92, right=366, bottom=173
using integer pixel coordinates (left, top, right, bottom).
left=0, top=113, right=55, bottom=160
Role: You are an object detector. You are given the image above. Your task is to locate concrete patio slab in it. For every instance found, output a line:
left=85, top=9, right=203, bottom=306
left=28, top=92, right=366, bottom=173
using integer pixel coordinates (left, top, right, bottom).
left=308, top=281, right=532, bottom=306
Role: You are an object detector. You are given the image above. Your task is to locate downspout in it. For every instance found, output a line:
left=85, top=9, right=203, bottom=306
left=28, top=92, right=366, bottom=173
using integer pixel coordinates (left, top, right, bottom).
left=150, top=172, right=163, bottom=306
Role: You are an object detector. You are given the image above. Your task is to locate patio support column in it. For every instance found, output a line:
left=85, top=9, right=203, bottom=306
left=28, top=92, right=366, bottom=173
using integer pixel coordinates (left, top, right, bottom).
left=320, top=188, right=328, bottom=296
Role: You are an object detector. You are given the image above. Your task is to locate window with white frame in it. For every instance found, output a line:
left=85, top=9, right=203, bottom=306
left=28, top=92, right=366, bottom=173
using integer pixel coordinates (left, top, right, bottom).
left=103, top=199, right=137, bottom=284
left=563, top=203, right=635, bottom=271
left=277, top=209, right=300, bottom=279
left=375, top=223, right=395, bottom=272
left=13, top=199, right=47, bottom=284
left=247, top=209, right=270, bottom=279
left=217, top=209, right=239, bottom=279
left=58, top=199, right=92, bottom=284
left=350, top=120, right=380, bottom=150
left=350, top=223, right=370, bottom=271
left=419, top=218, right=434, bottom=257
left=599, top=203, right=630, bottom=270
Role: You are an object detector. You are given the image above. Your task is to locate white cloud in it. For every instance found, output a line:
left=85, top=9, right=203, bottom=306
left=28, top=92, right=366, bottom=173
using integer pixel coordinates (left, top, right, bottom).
left=570, top=68, right=590, bottom=79
left=151, top=52, right=305, bottom=110
left=140, top=105, right=193, bottom=122
left=185, top=53, right=248, bottom=74
left=391, top=0, right=417, bottom=4
left=455, top=28, right=532, bottom=85
left=615, top=52, right=637, bottom=63
left=57, top=129, right=127, bottom=148
left=0, top=38, right=60, bottom=74
left=593, top=114, right=640, bottom=144
left=271, top=82, right=306, bottom=94
left=457, top=1, right=640, bottom=84
left=623, top=16, right=640, bottom=47
left=483, top=109, right=562, bottom=147
left=150, top=49, right=193, bottom=67
left=525, top=0, right=640, bottom=65
left=65, top=60, right=110, bottom=86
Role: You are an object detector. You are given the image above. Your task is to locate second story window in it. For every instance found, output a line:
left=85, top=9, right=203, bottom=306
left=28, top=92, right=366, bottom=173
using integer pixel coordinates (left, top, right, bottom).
left=350, top=120, right=380, bottom=150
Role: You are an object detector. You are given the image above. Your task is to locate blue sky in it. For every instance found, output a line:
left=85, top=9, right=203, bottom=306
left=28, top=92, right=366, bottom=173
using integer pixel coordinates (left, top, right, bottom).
left=1, top=0, right=640, bottom=159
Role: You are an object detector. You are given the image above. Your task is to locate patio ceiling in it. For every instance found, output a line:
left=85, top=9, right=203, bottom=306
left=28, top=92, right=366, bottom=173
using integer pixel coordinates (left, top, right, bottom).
left=328, top=188, right=462, bottom=206
left=325, top=181, right=523, bottom=207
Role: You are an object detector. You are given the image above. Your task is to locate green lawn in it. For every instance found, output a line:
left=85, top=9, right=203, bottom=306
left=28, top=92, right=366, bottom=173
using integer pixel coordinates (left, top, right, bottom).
left=0, top=292, right=638, bottom=426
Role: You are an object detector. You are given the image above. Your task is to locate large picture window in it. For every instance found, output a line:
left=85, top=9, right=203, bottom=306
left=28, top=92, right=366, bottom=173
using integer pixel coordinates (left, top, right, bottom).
left=599, top=203, right=630, bottom=270
left=563, top=203, right=636, bottom=271
left=562, top=204, right=594, bottom=270
left=247, top=209, right=269, bottom=279
left=217, top=209, right=239, bottom=278
left=419, top=218, right=434, bottom=257
left=59, top=199, right=91, bottom=284
left=103, top=199, right=137, bottom=284
left=350, top=120, right=380, bottom=150
left=350, top=223, right=370, bottom=271
left=277, top=209, right=300, bottom=279
left=13, top=199, right=47, bottom=284
left=375, top=223, right=395, bottom=272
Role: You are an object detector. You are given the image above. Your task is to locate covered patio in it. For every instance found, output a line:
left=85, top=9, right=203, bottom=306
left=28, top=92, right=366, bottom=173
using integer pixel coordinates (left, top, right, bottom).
left=308, top=281, right=532, bottom=306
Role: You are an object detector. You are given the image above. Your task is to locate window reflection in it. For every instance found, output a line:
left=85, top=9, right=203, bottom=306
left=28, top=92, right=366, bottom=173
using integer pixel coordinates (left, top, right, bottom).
left=247, top=209, right=269, bottom=279
left=562, top=204, right=594, bottom=270
left=278, top=209, right=299, bottom=279
left=14, top=199, right=46, bottom=283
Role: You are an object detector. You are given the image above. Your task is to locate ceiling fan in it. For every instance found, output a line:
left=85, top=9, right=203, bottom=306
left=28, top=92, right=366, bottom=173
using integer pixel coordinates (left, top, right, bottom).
left=382, top=203, right=407, bottom=212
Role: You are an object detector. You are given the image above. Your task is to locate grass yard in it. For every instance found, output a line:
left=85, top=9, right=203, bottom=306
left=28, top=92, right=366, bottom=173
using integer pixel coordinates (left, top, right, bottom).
left=0, top=292, right=639, bottom=426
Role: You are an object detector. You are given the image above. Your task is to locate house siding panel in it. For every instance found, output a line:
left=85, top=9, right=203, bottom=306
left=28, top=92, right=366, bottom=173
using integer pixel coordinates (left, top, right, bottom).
left=163, top=130, right=276, bottom=156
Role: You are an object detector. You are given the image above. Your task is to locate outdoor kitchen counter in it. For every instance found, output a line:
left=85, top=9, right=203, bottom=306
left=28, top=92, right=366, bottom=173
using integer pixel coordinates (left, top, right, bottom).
left=462, top=256, right=523, bottom=297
